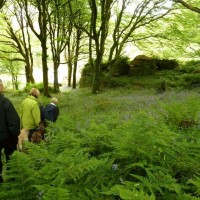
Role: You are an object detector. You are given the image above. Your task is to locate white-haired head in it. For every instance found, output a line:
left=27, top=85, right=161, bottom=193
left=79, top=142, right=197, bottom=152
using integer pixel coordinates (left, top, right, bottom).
left=51, top=97, right=58, bottom=104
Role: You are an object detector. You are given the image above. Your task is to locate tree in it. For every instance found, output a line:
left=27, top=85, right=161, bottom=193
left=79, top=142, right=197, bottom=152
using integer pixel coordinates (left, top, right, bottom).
left=18, top=0, right=51, bottom=97
left=47, top=0, right=69, bottom=92
left=119, top=1, right=200, bottom=60
left=83, top=0, right=175, bottom=93
left=108, top=0, right=174, bottom=61
left=64, top=26, right=83, bottom=89
left=0, top=1, right=35, bottom=84
left=72, top=28, right=82, bottom=89
left=67, top=0, right=85, bottom=89
left=68, top=0, right=113, bottom=93
left=88, top=0, right=113, bottom=94
left=13, top=1, right=35, bottom=84
left=0, top=53, right=22, bottom=90
left=170, top=1, right=200, bottom=59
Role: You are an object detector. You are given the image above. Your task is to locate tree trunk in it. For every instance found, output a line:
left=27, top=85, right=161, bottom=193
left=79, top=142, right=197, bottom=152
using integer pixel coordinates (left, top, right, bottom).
left=53, top=61, right=60, bottom=93
left=25, top=63, right=35, bottom=84
left=88, top=0, right=111, bottom=94
left=72, top=29, right=81, bottom=89
left=91, top=57, right=101, bottom=94
left=41, top=40, right=49, bottom=97
left=68, top=63, right=72, bottom=87
left=72, top=65, right=77, bottom=89
left=67, top=40, right=73, bottom=87
left=92, top=70, right=100, bottom=94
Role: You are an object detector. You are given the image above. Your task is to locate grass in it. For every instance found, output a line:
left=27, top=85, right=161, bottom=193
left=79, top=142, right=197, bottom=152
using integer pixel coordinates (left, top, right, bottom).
left=3, top=84, right=200, bottom=124
left=2, top=71, right=200, bottom=199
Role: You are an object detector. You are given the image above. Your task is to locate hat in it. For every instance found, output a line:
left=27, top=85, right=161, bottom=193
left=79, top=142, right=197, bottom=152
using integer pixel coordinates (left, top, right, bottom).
left=0, top=79, right=5, bottom=89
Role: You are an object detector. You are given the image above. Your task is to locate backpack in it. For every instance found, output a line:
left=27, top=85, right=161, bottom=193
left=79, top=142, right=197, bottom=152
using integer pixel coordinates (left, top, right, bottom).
left=40, top=105, right=47, bottom=121
left=43, top=107, right=51, bottom=121
left=40, top=104, right=59, bottom=122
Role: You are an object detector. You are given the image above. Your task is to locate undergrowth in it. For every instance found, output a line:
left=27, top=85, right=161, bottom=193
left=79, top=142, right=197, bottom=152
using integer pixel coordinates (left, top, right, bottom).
left=1, top=88, right=200, bottom=199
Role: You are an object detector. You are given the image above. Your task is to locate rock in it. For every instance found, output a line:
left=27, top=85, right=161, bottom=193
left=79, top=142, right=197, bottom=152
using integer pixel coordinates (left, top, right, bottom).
left=129, top=55, right=157, bottom=76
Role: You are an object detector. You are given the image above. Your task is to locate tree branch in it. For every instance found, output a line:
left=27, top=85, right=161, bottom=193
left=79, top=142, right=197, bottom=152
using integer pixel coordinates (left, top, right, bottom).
left=0, top=0, right=5, bottom=9
left=174, top=0, right=200, bottom=13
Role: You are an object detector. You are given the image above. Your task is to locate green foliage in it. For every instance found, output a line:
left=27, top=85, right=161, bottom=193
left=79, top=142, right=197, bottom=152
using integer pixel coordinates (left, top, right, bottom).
left=34, top=185, right=70, bottom=200
left=80, top=59, right=200, bottom=91
left=23, top=83, right=54, bottom=93
left=2, top=88, right=200, bottom=199
left=182, top=74, right=200, bottom=88
left=132, top=166, right=182, bottom=195
left=188, top=173, right=200, bottom=195
left=180, top=61, right=200, bottom=73
left=109, top=56, right=131, bottom=76
left=104, top=181, right=156, bottom=200
left=0, top=150, right=38, bottom=200
left=158, top=95, right=200, bottom=127
left=23, top=82, right=45, bottom=92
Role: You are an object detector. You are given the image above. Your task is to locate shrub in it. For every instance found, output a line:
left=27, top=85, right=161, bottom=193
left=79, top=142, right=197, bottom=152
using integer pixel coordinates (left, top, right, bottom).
left=23, top=82, right=54, bottom=93
left=180, top=60, right=200, bottom=73
left=109, top=56, right=131, bottom=77
left=157, top=59, right=179, bottom=70
left=182, top=74, right=200, bottom=88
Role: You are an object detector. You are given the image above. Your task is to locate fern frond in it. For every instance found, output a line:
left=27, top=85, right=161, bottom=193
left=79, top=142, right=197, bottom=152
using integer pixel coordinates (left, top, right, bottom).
left=104, top=182, right=156, bottom=200
left=188, top=173, right=200, bottom=195
left=33, top=185, right=70, bottom=200
left=0, top=151, right=38, bottom=200
left=131, top=166, right=182, bottom=196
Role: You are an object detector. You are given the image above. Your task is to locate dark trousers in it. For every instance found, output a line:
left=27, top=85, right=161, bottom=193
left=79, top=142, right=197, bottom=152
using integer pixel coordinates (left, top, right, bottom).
left=0, top=137, right=18, bottom=183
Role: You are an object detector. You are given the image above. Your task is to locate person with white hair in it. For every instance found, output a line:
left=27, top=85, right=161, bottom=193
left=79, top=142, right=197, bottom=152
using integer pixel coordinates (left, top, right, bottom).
left=0, top=79, right=20, bottom=183
left=43, top=97, right=59, bottom=122
left=20, top=88, right=41, bottom=141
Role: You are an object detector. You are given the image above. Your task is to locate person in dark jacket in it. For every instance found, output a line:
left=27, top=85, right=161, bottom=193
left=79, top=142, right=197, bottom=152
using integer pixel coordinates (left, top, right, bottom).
left=0, top=79, right=20, bottom=183
left=44, top=97, right=59, bottom=122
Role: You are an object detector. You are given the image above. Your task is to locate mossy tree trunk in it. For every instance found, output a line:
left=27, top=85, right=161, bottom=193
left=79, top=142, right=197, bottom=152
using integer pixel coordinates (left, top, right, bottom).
left=89, top=0, right=112, bottom=94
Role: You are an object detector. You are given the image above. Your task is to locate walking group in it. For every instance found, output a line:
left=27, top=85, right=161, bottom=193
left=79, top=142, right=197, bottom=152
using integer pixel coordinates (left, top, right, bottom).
left=0, top=79, right=59, bottom=183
